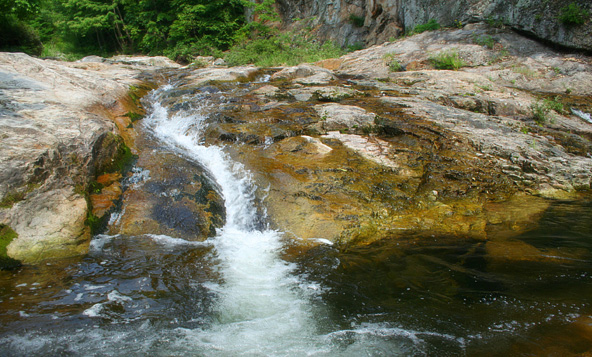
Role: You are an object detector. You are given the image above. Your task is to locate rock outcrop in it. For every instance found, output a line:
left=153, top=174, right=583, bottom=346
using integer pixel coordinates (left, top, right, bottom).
left=278, top=0, right=592, bottom=52
left=1, top=20, right=591, bottom=265
left=0, top=53, right=175, bottom=264
left=190, top=23, right=591, bottom=251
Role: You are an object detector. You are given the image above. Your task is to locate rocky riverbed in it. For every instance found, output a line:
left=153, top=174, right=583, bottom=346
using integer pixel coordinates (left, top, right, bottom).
left=1, top=23, right=591, bottom=266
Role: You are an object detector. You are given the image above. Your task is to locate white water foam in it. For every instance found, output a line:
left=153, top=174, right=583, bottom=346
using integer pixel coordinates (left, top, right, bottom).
left=141, top=85, right=321, bottom=354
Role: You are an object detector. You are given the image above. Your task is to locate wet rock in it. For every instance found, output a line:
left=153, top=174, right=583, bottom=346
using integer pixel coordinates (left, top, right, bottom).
left=288, top=86, right=360, bottom=102
left=5, top=187, right=90, bottom=264
left=485, top=239, right=587, bottom=265
left=322, top=132, right=398, bottom=168
left=111, top=147, right=225, bottom=240
left=379, top=96, right=592, bottom=196
left=295, top=71, right=335, bottom=85
left=314, top=103, right=376, bottom=133
left=252, top=85, right=281, bottom=98
left=271, top=64, right=336, bottom=84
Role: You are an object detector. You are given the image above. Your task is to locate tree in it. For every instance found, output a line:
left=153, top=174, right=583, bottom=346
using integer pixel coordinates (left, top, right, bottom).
left=0, top=0, right=43, bottom=54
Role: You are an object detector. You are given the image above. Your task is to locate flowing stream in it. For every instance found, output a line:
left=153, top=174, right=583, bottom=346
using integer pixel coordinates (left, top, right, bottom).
left=1, top=78, right=592, bottom=356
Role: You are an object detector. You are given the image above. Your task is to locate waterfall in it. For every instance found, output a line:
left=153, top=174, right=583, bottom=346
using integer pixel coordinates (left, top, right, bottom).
left=142, top=84, right=321, bottom=355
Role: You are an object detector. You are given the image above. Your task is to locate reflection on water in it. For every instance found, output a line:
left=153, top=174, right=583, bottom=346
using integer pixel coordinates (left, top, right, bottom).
left=1, top=199, right=591, bottom=355
left=296, top=198, right=592, bottom=356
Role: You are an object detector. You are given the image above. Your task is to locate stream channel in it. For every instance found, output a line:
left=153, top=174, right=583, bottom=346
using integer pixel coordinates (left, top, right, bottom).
left=1, top=71, right=592, bottom=356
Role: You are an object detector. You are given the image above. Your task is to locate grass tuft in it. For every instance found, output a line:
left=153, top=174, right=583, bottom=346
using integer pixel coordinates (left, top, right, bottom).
left=429, top=50, right=467, bottom=70
left=409, top=19, right=440, bottom=35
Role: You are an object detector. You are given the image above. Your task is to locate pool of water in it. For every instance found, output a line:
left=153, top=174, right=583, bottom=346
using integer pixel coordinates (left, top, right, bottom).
left=1, top=200, right=591, bottom=356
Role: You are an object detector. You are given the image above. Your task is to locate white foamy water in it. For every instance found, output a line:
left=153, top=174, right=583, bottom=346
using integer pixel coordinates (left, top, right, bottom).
left=141, top=85, right=321, bottom=354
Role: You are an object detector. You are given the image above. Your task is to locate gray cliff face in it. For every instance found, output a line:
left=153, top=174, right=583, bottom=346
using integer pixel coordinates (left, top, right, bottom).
left=279, top=0, right=592, bottom=51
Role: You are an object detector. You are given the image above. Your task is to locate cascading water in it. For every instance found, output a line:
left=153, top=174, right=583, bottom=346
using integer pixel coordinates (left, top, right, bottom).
left=133, top=83, right=464, bottom=356
left=140, top=84, right=323, bottom=355
left=0, top=78, right=463, bottom=357
left=6, top=77, right=588, bottom=356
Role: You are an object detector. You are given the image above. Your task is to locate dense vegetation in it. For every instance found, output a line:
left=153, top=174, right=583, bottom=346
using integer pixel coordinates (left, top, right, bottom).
left=0, top=0, right=344, bottom=64
left=1, top=0, right=246, bottom=60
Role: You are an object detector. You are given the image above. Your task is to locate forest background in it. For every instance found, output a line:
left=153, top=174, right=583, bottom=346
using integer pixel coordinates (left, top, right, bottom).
left=0, top=0, right=346, bottom=66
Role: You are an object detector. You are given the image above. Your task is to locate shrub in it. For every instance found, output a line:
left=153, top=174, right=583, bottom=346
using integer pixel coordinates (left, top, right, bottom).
left=486, top=16, right=505, bottom=28
left=0, top=15, right=42, bottom=55
left=531, top=102, right=549, bottom=124
left=543, top=96, right=565, bottom=114
left=349, top=14, right=365, bottom=27
left=409, top=19, right=440, bottom=35
left=429, top=50, right=467, bottom=70
left=473, top=34, right=497, bottom=49
left=347, top=42, right=364, bottom=52
left=559, top=3, right=589, bottom=26
left=224, top=31, right=345, bottom=67
left=383, top=53, right=404, bottom=72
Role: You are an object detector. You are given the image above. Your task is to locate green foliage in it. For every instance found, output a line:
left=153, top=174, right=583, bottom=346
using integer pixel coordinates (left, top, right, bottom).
left=409, top=19, right=440, bottom=35
left=347, top=42, right=364, bottom=52
left=558, top=3, right=589, bottom=26
left=349, top=14, right=365, bottom=27
left=9, top=0, right=249, bottom=60
left=165, top=0, right=246, bottom=62
left=486, top=16, right=505, bottom=28
left=531, top=101, right=550, bottom=125
left=236, top=0, right=280, bottom=39
left=224, top=31, right=345, bottom=67
left=472, top=34, right=497, bottom=49
left=383, top=53, right=404, bottom=72
left=0, top=0, right=43, bottom=55
left=0, top=224, right=21, bottom=270
left=543, top=96, right=565, bottom=114
left=0, top=0, right=40, bottom=19
left=429, top=50, right=467, bottom=70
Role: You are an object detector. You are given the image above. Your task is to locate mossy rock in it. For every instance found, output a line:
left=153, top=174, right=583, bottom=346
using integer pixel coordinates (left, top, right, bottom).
left=0, top=225, right=21, bottom=270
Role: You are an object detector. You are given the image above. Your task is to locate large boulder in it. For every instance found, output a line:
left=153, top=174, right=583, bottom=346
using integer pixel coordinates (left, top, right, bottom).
left=0, top=53, right=141, bottom=264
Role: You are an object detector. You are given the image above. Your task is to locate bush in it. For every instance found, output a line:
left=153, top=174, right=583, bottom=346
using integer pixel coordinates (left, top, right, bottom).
left=347, top=42, right=364, bottom=52
left=543, top=97, right=565, bottom=114
left=472, top=34, right=497, bottom=49
left=383, top=53, right=404, bottom=72
left=559, top=3, right=589, bottom=26
left=429, top=50, right=467, bottom=70
left=0, top=15, right=42, bottom=55
left=349, top=14, right=365, bottom=27
left=409, top=19, right=440, bottom=35
left=531, top=101, right=550, bottom=125
left=224, top=31, right=345, bottom=67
